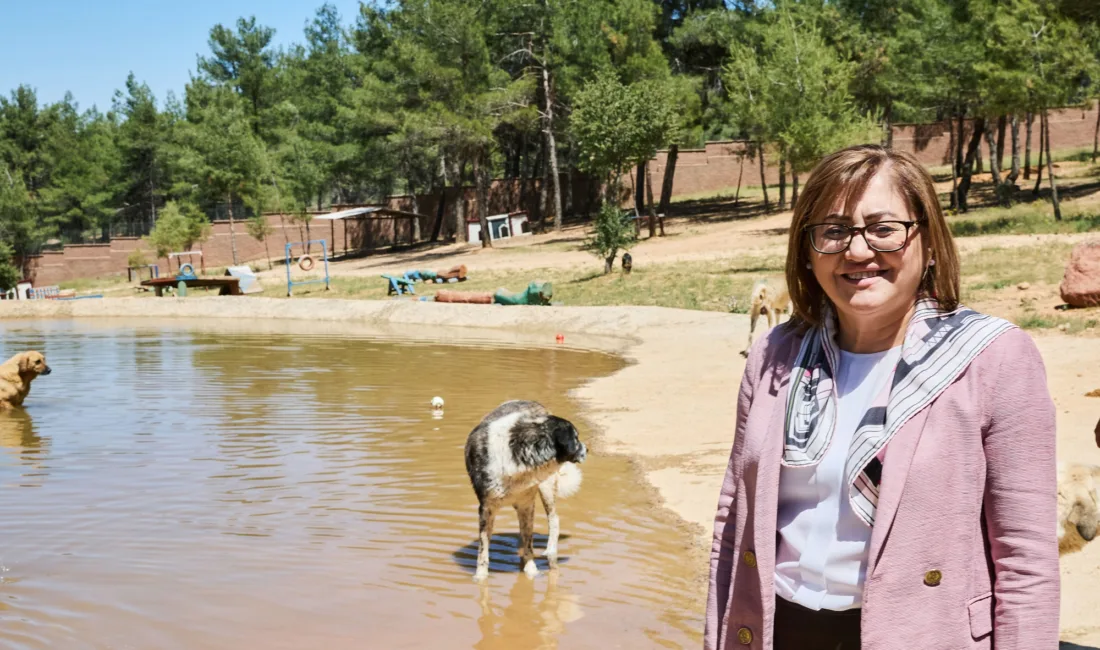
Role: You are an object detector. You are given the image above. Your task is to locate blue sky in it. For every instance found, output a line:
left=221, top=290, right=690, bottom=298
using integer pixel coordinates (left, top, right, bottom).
left=0, top=0, right=364, bottom=113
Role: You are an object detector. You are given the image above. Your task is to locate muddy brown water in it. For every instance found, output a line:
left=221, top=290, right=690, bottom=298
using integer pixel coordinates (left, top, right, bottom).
left=0, top=320, right=704, bottom=649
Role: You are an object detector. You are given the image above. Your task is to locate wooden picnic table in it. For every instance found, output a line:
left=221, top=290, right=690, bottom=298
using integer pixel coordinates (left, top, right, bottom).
left=140, top=276, right=241, bottom=297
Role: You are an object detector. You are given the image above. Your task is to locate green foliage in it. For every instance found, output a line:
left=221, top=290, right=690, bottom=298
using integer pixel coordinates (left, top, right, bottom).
left=246, top=214, right=274, bottom=241
left=0, top=239, right=19, bottom=291
left=145, top=201, right=212, bottom=258
left=178, top=83, right=268, bottom=212
left=571, top=71, right=680, bottom=179
left=114, top=74, right=175, bottom=234
left=586, top=202, right=637, bottom=273
left=126, top=248, right=150, bottom=268
left=723, top=6, right=879, bottom=172
left=0, top=166, right=38, bottom=288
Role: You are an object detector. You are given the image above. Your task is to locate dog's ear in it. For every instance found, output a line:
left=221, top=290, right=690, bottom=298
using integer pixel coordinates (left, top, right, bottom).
left=16, top=353, right=32, bottom=373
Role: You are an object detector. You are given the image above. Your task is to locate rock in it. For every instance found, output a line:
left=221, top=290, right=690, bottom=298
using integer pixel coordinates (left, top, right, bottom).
left=1017, top=282, right=1030, bottom=291
left=1059, top=240, right=1100, bottom=307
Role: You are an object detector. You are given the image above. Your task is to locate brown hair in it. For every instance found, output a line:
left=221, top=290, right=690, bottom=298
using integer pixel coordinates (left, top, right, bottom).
left=785, top=144, right=960, bottom=327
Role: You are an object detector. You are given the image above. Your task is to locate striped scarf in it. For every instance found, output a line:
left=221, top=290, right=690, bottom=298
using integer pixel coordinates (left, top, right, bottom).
left=782, top=298, right=1015, bottom=527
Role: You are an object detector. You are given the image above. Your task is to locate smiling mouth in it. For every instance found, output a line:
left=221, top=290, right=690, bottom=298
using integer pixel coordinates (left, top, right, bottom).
left=842, top=270, right=888, bottom=281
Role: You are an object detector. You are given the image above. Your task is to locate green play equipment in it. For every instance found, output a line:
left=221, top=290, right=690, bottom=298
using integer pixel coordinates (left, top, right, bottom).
left=493, top=281, right=553, bottom=306
left=383, top=274, right=416, bottom=296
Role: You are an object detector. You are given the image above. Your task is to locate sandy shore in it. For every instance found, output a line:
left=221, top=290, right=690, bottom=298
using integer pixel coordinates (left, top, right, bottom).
left=2, top=296, right=1098, bottom=644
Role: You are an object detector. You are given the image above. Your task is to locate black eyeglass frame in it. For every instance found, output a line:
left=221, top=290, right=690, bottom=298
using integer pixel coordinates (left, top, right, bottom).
left=802, top=220, right=921, bottom=254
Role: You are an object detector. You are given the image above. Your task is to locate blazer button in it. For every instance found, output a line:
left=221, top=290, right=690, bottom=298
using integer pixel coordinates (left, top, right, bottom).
left=743, top=550, right=757, bottom=568
left=737, top=627, right=753, bottom=645
left=923, top=569, right=942, bottom=586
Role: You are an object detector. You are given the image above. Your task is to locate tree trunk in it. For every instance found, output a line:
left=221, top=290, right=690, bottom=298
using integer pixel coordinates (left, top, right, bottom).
left=1024, top=112, right=1034, bottom=180
left=542, top=63, right=563, bottom=232
left=778, top=153, right=787, bottom=210
left=956, top=117, right=986, bottom=213
left=604, top=255, right=614, bottom=274
left=226, top=192, right=239, bottom=266
left=1033, top=116, right=1045, bottom=196
left=1007, top=114, right=1021, bottom=186
left=758, top=145, right=771, bottom=211
left=884, top=103, right=894, bottom=148
left=645, top=162, right=660, bottom=237
left=539, top=152, right=551, bottom=231
left=635, top=162, right=646, bottom=224
left=430, top=154, right=448, bottom=243
left=950, top=113, right=962, bottom=210
left=996, top=114, right=1007, bottom=172
left=474, top=152, right=492, bottom=248
left=263, top=237, right=272, bottom=270
left=792, top=170, right=800, bottom=206
left=955, top=112, right=966, bottom=177
left=563, top=165, right=573, bottom=218
left=1094, top=100, right=1100, bottom=164
left=984, top=122, right=1002, bottom=186
left=1044, top=110, right=1061, bottom=221
left=455, top=160, right=468, bottom=243
left=639, top=161, right=656, bottom=237
left=408, top=181, right=422, bottom=242
left=518, top=135, right=530, bottom=215
left=735, top=152, right=746, bottom=207
left=658, top=143, right=678, bottom=216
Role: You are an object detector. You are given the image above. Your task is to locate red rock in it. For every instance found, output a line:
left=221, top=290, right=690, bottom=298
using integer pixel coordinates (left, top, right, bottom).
left=1060, top=240, right=1100, bottom=308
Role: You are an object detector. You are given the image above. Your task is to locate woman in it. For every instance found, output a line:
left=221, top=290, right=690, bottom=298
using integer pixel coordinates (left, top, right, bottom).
left=704, top=145, right=1059, bottom=650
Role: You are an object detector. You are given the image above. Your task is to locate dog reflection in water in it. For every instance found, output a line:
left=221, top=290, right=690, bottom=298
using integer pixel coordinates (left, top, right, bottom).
left=475, top=570, right=583, bottom=650
left=0, top=409, right=48, bottom=470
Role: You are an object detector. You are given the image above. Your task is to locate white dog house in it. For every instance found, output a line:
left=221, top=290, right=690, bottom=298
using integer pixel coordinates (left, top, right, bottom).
left=466, top=211, right=532, bottom=243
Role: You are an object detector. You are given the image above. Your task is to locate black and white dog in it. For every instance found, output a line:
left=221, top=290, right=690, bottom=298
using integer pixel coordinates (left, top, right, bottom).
left=464, top=400, right=586, bottom=581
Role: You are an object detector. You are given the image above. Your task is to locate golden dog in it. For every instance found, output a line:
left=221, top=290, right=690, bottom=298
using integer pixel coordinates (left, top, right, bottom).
left=739, top=278, right=793, bottom=358
left=1056, top=462, right=1100, bottom=556
left=0, top=351, right=52, bottom=410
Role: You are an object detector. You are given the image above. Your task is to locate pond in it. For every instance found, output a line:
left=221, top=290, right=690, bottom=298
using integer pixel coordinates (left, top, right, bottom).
left=0, top=320, right=703, bottom=649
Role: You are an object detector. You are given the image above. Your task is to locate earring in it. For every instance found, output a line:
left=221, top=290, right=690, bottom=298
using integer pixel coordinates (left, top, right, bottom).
left=805, top=263, right=812, bottom=270
left=928, top=259, right=936, bottom=267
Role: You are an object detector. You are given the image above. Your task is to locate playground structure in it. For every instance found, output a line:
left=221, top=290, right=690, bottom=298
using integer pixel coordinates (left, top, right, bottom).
left=127, top=264, right=160, bottom=282
left=435, top=281, right=553, bottom=306
left=286, top=239, right=330, bottom=296
left=168, top=251, right=205, bottom=275
left=140, top=251, right=243, bottom=297
left=383, top=265, right=468, bottom=296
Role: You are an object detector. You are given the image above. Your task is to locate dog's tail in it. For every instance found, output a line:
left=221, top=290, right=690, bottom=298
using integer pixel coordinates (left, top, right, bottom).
left=556, top=462, right=583, bottom=499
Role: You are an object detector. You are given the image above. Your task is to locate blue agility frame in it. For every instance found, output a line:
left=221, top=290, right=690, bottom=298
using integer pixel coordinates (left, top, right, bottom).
left=285, top=239, right=331, bottom=296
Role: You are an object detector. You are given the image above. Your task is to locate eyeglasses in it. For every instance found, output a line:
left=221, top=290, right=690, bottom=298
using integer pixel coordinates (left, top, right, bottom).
left=803, top=220, right=919, bottom=254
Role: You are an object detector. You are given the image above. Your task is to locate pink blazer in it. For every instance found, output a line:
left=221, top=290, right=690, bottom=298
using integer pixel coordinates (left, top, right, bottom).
left=705, top=324, right=1060, bottom=650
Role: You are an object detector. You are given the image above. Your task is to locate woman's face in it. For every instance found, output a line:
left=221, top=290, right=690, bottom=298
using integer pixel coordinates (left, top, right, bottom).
left=808, top=169, right=928, bottom=327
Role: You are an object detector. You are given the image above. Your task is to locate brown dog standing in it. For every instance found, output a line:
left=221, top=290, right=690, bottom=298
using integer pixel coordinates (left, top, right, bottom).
left=0, top=351, right=52, bottom=409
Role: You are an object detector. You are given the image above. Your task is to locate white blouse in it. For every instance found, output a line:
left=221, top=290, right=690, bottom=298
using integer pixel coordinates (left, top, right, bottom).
left=774, top=345, right=902, bottom=611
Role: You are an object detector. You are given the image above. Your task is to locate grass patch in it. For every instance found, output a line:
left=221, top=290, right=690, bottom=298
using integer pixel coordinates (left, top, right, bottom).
left=287, top=254, right=785, bottom=312
left=948, top=203, right=1100, bottom=237
left=961, top=243, right=1074, bottom=289
left=59, top=274, right=130, bottom=293
left=1017, top=312, right=1055, bottom=329
left=670, top=185, right=766, bottom=204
